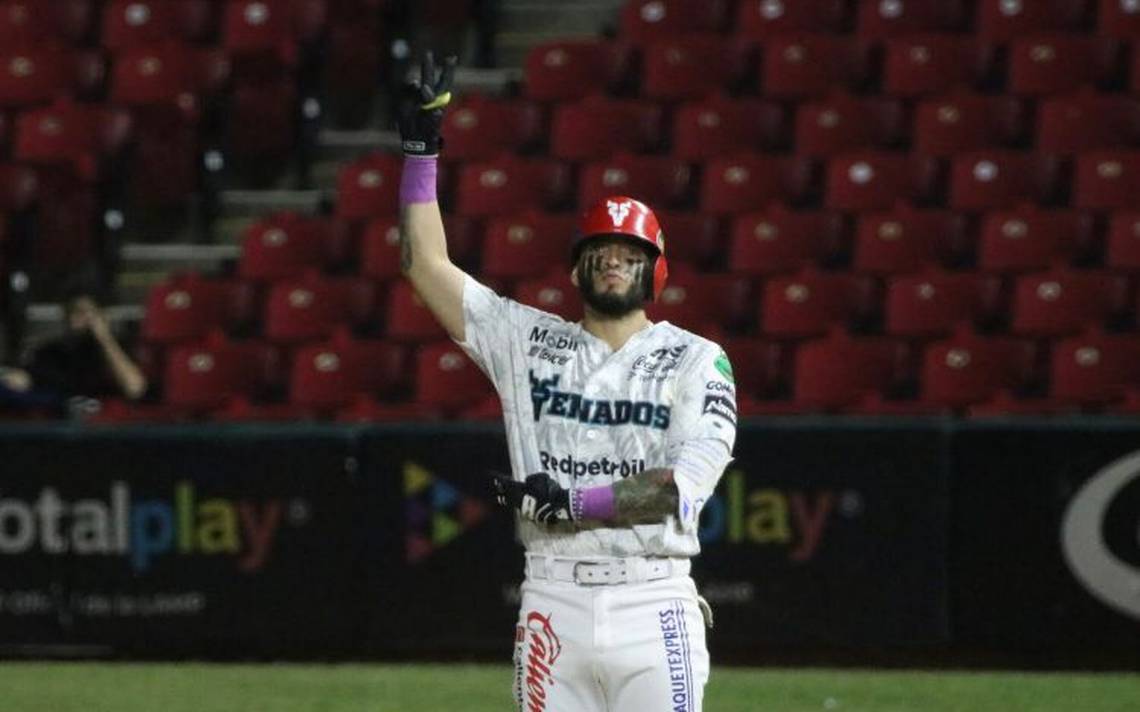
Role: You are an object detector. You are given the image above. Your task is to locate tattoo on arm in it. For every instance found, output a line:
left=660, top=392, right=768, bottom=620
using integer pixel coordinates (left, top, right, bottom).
left=611, top=468, right=678, bottom=525
left=398, top=214, right=414, bottom=272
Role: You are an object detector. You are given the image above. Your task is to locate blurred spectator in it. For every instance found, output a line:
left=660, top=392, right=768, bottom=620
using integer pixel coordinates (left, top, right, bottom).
left=4, top=291, right=148, bottom=418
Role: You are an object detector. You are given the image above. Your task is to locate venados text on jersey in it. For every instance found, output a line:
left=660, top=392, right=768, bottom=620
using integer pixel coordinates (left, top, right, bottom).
left=538, top=451, right=647, bottom=479
left=529, top=371, right=671, bottom=429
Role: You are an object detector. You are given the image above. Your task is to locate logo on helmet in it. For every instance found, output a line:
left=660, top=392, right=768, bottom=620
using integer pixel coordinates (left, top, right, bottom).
left=607, top=200, right=632, bottom=227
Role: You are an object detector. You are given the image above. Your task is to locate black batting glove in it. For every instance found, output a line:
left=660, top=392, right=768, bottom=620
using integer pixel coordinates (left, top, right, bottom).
left=492, top=472, right=573, bottom=524
left=396, top=51, right=457, bottom=157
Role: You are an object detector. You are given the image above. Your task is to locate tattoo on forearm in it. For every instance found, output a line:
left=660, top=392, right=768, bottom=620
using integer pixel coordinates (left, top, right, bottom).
left=612, top=468, right=678, bottom=525
left=398, top=214, right=414, bottom=272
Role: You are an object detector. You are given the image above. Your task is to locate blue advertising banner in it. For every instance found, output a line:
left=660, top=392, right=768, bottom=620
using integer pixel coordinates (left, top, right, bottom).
left=0, top=427, right=363, bottom=658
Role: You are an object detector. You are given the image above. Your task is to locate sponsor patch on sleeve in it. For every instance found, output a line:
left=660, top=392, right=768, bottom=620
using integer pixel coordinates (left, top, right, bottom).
left=702, top=393, right=737, bottom=427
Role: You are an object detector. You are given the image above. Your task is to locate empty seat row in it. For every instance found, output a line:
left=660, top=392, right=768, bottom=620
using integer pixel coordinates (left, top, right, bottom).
left=109, top=320, right=1140, bottom=424
left=616, top=0, right=1140, bottom=43
left=139, top=265, right=1140, bottom=350
left=524, top=33, right=1140, bottom=102
left=333, top=149, right=1140, bottom=219
left=231, top=205, right=1140, bottom=284
left=441, top=91, right=1140, bottom=162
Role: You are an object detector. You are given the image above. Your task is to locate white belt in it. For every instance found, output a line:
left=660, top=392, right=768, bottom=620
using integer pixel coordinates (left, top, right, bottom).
left=525, top=555, right=690, bottom=586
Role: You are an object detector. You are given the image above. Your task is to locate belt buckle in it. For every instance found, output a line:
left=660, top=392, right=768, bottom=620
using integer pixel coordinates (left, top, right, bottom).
left=572, top=561, right=593, bottom=585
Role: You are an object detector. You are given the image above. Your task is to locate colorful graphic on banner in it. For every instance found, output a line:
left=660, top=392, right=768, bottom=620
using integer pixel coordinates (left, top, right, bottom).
left=403, top=461, right=489, bottom=563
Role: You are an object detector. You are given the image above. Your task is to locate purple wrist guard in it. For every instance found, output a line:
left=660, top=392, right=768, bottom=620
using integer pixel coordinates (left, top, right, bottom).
left=571, top=485, right=616, bottom=522
left=399, top=156, right=438, bottom=205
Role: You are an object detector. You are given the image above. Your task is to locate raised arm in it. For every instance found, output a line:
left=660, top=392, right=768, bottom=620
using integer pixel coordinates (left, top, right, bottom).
left=397, top=53, right=467, bottom=342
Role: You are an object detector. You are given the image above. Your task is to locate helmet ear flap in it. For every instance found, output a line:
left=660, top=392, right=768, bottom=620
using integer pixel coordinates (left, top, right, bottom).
left=652, top=255, right=669, bottom=301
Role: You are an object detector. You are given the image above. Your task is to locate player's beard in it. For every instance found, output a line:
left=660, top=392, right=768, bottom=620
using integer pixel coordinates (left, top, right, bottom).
left=577, top=254, right=649, bottom=319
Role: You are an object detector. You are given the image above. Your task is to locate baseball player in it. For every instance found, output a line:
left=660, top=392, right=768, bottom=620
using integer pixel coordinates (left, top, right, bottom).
left=397, top=53, right=737, bottom=711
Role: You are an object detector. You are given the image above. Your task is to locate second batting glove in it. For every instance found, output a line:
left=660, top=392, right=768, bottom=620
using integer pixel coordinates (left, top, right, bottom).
left=492, top=472, right=573, bottom=524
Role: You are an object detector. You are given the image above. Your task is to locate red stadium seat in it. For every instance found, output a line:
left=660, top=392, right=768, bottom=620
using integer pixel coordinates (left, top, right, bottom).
left=111, top=42, right=227, bottom=106
left=824, top=152, right=940, bottom=211
left=760, top=269, right=875, bottom=337
left=882, top=35, right=994, bottom=97
left=0, top=0, right=93, bottom=46
left=576, top=153, right=691, bottom=210
left=670, top=94, right=786, bottom=160
left=1007, top=36, right=1120, bottom=95
left=856, top=0, right=967, bottom=38
left=384, top=279, right=448, bottom=342
left=13, top=99, right=132, bottom=179
left=855, top=205, right=970, bottom=271
left=644, top=270, right=722, bottom=333
left=792, top=331, right=906, bottom=410
left=222, top=0, right=295, bottom=54
left=722, top=336, right=791, bottom=398
left=1035, top=92, right=1140, bottom=153
left=700, top=153, right=813, bottom=214
left=102, top=0, right=214, bottom=49
left=455, top=156, right=571, bottom=217
left=480, top=210, right=575, bottom=280
left=640, top=34, right=752, bottom=101
left=365, top=213, right=483, bottom=273
left=0, top=47, right=100, bottom=109
left=1105, top=211, right=1140, bottom=270
left=163, top=334, right=277, bottom=411
left=142, top=273, right=253, bottom=344
left=335, top=152, right=402, bottom=220
left=619, top=0, right=729, bottom=41
left=238, top=211, right=330, bottom=281
left=440, top=94, right=543, bottom=161
left=853, top=207, right=966, bottom=274
left=655, top=211, right=723, bottom=268
left=0, top=162, right=38, bottom=213
left=975, top=0, right=1092, bottom=41
left=913, top=93, right=1027, bottom=155
left=1098, top=0, right=1140, bottom=37
left=1010, top=268, right=1129, bottom=336
left=225, top=77, right=297, bottom=166
left=289, top=334, right=409, bottom=410
left=948, top=151, right=1061, bottom=209
left=512, top=270, right=582, bottom=322
left=359, top=217, right=402, bottom=281
left=759, top=34, right=870, bottom=98
left=414, top=340, right=493, bottom=414
left=1072, top=151, right=1140, bottom=209
left=321, top=23, right=381, bottom=126
left=794, top=93, right=905, bottom=156
left=263, top=272, right=365, bottom=344
left=1049, top=329, right=1140, bottom=405
left=728, top=206, right=842, bottom=275
left=884, top=270, right=1002, bottom=337
left=977, top=207, right=1093, bottom=272
left=549, top=96, right=663, bottom=160
left=523, top=40, right=633, bottom=102
left=920, top=329, right=1037, bottom=408
left=734, top=0, right=847, bottom=39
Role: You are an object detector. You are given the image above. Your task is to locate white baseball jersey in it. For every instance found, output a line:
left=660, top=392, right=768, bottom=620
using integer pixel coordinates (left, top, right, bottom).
left=455, top=275, right=737, bottom=558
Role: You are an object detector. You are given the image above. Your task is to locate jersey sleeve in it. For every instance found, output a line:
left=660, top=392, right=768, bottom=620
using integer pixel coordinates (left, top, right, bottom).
left=667, top=343, right=738, bottom=534
left=451, top=274, right=521, bottom=390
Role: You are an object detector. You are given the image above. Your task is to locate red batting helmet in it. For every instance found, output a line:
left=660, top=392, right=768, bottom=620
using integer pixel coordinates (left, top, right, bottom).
left=572, top=196, right=668, bottom=300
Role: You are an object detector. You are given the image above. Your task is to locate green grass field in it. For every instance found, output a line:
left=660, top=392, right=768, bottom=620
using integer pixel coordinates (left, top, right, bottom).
left=1, top=663, right=1137, bottom=711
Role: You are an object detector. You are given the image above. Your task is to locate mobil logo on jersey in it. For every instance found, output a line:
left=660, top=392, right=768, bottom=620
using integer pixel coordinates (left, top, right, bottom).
left=0, top=481, right=298, bottom=573
left=697, top=469, right=863, bottom=563
left=1061, top=449, right=1140, bottom=621
left=528, top=370, right=671, bottom=429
